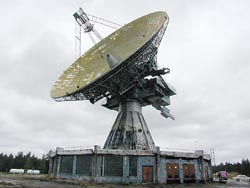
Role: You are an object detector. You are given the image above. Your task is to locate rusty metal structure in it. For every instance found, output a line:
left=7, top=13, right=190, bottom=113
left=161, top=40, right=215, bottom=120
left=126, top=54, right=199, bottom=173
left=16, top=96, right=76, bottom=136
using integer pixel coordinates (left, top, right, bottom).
left=49, top=8, right=212, bottom=184
left=51, top=9, right=175, bottom=152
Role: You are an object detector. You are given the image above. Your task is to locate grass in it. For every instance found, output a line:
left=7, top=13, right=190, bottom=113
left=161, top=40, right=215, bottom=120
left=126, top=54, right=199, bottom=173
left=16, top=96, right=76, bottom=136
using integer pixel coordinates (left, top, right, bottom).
left=227, top=172, right=239, bottom=179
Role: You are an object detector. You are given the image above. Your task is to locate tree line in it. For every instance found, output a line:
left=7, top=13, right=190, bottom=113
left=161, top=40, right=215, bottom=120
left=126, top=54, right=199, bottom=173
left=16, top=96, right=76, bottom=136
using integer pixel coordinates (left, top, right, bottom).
left=1, top=152, right=249, bottom=176
left=213, top=159, right=250, bottom=176
left=0, top=152, right=49, bottom=174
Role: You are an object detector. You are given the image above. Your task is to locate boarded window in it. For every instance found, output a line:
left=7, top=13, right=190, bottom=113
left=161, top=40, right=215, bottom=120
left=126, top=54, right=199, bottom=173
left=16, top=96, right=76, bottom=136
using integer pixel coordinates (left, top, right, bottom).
left=104, top=155, right=123, bottom=176
left=60, top=156, right=74, bottom=174
left=129, top=156, right=137, bottom=176
left=76, top=155, right=92, bottom=176
left=166, top=163, right=179, bottom=180
left=183, top=163, right=195, bottom=179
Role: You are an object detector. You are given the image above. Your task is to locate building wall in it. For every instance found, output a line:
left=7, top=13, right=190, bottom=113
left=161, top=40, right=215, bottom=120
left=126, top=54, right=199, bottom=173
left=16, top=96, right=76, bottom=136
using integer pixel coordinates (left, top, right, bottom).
left=49, top=151, right=212, bottom=184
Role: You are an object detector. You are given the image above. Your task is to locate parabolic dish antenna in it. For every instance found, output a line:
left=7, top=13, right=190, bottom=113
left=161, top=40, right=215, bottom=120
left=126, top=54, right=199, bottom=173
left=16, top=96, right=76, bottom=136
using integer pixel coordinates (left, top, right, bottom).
left=51, top=11, right=170, bottom=101
left=51, top=9, right=176, bottom=151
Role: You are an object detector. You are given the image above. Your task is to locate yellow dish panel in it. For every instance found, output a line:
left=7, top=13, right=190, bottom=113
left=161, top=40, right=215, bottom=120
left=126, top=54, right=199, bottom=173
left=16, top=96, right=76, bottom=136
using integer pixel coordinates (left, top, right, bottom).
left=51, top=11, right=168, bottom=98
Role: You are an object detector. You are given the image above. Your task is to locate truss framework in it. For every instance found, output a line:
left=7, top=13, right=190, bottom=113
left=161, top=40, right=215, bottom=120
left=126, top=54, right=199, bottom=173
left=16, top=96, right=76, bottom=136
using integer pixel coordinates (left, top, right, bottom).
left=54, top=21, right=168, bottom=103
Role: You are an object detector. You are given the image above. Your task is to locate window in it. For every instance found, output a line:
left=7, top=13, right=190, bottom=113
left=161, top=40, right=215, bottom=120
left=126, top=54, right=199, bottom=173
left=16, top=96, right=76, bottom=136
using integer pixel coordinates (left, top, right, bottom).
left=129, top=156, right=137, bottom=176
left=60, top=156, right=73, bottom=174
left=104, top=155, right=123, bottom=176
left=76, top=155, right=92, bottom=176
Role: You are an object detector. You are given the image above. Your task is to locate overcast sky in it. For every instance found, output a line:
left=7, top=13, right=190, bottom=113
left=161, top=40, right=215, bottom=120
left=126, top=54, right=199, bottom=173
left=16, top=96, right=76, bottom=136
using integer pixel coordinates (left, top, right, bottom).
left=0, top=0, right=250, bottom=164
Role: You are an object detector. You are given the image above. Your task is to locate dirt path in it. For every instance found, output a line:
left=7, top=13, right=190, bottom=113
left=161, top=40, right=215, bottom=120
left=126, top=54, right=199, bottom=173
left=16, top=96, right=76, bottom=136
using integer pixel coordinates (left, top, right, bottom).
left=0, top=174, right=250, bottom=188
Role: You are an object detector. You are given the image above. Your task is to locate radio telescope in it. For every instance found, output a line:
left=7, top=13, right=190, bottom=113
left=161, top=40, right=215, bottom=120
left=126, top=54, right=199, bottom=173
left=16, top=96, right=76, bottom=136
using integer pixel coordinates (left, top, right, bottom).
left=50, top=8, right=176, bottom=151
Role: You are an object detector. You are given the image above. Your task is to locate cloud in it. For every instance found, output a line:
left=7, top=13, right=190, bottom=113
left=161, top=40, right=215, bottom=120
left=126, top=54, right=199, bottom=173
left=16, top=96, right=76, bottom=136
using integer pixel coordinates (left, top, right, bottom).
left=0, top=0, right=250, bottom=164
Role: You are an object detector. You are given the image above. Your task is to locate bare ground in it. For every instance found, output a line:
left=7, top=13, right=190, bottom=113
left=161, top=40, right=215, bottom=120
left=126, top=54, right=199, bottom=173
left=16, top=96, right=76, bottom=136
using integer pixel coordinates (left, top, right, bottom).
left=0, top=174, right=249, bottom=188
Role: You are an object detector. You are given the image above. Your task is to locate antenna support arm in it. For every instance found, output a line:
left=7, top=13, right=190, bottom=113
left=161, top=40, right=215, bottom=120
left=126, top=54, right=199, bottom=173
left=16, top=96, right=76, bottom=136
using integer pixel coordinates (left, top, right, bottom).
left=73, top=8, right=93, bottom=32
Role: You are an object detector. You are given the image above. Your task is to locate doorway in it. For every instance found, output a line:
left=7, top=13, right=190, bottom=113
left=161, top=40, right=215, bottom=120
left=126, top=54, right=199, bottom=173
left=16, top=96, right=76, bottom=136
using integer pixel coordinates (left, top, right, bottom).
left=142, top=165, right=153, bottom=183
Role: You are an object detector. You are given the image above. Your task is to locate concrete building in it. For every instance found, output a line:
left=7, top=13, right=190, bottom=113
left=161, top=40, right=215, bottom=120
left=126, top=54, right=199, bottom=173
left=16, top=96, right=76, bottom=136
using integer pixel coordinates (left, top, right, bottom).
left=48, top=146, right=212, bottom=184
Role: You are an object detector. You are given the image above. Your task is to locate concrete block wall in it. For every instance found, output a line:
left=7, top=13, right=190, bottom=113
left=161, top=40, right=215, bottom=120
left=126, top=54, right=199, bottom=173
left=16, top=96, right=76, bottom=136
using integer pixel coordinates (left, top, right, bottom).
left=49, top=149, right=212, bottom=184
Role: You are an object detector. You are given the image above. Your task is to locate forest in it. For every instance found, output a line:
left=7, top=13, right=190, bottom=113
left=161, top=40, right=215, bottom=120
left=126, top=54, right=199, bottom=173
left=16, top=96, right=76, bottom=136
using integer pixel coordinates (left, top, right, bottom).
left=0, top=152, right=48, bottom=174
left=213, top=159, right=250, bottom=176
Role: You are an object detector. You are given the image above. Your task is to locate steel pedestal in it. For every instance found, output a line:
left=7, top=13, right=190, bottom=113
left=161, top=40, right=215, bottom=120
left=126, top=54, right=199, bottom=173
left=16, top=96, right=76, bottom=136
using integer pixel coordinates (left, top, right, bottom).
left=103, top=99, right=156, bottom=151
